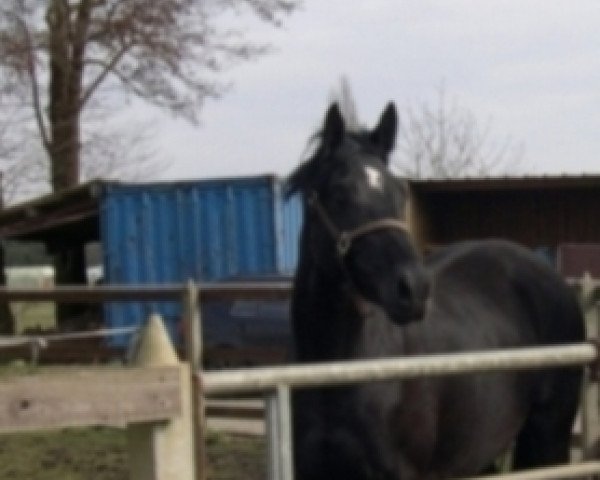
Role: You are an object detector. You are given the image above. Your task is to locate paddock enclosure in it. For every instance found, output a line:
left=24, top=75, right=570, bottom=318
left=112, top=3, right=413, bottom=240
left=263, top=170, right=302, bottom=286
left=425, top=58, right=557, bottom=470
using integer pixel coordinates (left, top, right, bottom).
left=1, top=278, right=600, bottom=480
left=2, top=176, right=600, bottom=478
left=3, top=176, right=600, bottom=364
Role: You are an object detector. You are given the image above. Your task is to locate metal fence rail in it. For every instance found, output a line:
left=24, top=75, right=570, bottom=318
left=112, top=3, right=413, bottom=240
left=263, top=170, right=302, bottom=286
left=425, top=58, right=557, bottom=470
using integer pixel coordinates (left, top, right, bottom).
left=201, top=343, right=597, bottom=395
left=465, top=461, right=600, bottom=480
left=0, top=281, right=291, bottom=302
left=200, top=342, right=599, bottom=480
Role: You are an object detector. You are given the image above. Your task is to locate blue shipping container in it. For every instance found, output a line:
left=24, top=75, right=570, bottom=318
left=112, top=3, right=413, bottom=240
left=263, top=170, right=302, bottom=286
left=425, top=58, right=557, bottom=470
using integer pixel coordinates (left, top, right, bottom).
left=98, top=175, right=302, bottom=346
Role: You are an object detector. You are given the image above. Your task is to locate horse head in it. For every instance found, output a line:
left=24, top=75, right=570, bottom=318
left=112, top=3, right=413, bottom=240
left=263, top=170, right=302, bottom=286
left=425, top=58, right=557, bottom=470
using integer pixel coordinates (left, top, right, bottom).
left=287, top=102, right=430, bottom=324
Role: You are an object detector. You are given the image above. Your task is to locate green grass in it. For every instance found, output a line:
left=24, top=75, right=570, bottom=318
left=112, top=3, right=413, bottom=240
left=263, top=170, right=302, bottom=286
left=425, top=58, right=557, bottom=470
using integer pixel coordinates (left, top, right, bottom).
left=205, top=431, right=266, bottom=480
left=0, top=428, right=127, bottom=480
left=0, top=428, right=265, bottom=480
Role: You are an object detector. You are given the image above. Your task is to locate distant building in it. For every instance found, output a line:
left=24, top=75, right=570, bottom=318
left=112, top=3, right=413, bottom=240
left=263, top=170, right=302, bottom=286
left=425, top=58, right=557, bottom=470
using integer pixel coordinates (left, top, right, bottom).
left=408, top=175, right=600, bottom=277
left=1, top=174, right=600, bottom=345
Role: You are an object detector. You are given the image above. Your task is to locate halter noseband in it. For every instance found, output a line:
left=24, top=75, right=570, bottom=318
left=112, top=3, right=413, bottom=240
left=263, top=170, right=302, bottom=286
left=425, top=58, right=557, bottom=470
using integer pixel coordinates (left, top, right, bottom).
left=307, top=191, right=410, bottom=257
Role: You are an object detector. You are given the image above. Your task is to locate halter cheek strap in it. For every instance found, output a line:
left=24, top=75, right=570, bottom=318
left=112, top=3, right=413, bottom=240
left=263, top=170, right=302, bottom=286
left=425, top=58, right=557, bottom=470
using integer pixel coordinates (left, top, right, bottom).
left=307, top=191, right=409, bottom=257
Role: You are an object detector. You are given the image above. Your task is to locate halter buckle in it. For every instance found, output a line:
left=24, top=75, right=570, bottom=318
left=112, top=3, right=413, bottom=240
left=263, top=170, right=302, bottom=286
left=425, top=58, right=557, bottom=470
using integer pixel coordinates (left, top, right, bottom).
left=337, top=232, right=352, bottom=257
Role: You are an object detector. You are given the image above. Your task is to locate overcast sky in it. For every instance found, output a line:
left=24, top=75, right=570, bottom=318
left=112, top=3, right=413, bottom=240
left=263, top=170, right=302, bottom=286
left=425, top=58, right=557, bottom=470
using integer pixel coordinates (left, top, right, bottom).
left=143, top=1, right=600, bottom=181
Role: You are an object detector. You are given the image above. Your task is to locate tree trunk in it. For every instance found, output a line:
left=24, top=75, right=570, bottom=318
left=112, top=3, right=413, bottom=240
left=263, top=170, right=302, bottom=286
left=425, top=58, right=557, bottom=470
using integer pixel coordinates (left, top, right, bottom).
left=0, top=242, right=15, bottom=335
left=0, top=175, right=14, bottom=334
left=46, top=0, right=91, bottom=330
left=47, top=0, right=82, bottom=191
left=49, top=110, right=81, bottom=191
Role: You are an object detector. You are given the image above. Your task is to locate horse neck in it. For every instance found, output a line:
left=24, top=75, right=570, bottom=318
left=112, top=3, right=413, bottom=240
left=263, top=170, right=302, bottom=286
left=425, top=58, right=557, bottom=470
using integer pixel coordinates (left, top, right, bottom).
left=291, top=230, right=367, bottom=361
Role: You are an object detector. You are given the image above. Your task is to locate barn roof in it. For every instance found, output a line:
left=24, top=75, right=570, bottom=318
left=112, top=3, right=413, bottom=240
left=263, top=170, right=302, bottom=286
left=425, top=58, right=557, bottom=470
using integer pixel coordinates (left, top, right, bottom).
left=0, top=179, right=110, bottom=246
left=1, top=174, right=600, bottom=248
left=411, top=174, right=600, bottom=192
left=0, top=180, right=108, bottom=245
left=0, top=175, right=281, bottom=247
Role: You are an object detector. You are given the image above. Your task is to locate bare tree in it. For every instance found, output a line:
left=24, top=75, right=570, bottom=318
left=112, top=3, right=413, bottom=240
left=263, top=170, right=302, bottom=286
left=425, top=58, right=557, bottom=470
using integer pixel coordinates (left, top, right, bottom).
left=0, top=0, right=300, bottom=330
left=394, top=87, right=524, bottom=179
left=81, top=122, right=161, bottom=182
left=0, top=0, right=299, bottom=192
left=0, top=93, right=26, bottom=334
left=0, top=102, right=162, bottom=204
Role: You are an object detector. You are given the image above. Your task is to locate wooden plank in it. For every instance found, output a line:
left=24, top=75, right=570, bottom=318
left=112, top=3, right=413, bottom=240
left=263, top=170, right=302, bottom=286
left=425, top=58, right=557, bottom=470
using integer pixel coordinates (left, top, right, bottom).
left=0, top=285, right=185, bottom=302
left=0, top=281, right=291, bottom=303
left=206, top=403, right=264, bottom=420
left=581, top=300, right=600, bottom=459
left=205, top=399, right=264, bottom=420
left=199, top=282, right=291, bottom=300
left=0, top=366, right=181, bottom=433
left=183, top=281, right=206, bottom=480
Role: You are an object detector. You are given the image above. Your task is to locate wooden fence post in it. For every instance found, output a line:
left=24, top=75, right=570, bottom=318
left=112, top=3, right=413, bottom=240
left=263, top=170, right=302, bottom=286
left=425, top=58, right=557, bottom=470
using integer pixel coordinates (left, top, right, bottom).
left=579, top=273, right=600, bottom=461
left=184, top=280, right=206, bottom=480
left=128, top=313, right=195, bottom=480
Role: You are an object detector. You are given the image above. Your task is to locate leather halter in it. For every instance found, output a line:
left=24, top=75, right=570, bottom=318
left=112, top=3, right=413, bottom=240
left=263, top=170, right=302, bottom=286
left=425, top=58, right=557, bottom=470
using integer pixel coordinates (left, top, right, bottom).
left=307, top=191, right=409, bottom=257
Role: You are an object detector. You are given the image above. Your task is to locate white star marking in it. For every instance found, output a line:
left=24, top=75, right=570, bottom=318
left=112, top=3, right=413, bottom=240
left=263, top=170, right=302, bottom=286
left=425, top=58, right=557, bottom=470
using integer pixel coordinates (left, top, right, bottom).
left=364, top=166, right=383, bottom=191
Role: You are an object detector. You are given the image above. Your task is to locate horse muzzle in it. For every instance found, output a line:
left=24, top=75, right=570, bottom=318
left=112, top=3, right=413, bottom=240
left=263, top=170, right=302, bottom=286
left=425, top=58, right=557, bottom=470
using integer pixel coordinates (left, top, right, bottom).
left=390, top=267, right=431, bottom=323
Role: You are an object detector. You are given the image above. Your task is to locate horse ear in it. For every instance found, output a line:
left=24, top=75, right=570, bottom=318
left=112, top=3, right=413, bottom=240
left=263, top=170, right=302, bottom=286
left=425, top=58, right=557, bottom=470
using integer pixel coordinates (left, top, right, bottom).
left=322, top=103, right=345, bottom=153
left=370, top=102, right=398, bottom=161
left=285, top=104, right=344, bottom=197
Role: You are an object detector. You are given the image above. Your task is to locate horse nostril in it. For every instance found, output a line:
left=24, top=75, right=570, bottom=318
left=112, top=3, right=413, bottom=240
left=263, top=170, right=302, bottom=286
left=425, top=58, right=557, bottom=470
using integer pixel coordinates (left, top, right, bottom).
left=397, top=270, right=430, bottom=306
left=419, top=277, right=431, bottom=302
left=397, top=276, right=413, bottom=299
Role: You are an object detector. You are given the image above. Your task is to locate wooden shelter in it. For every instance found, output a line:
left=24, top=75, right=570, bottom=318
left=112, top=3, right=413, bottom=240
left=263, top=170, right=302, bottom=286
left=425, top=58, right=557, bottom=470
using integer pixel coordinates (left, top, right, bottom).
left=409, top=175, right=600, bottom=248
left=406, top=175, right=600, bottom=277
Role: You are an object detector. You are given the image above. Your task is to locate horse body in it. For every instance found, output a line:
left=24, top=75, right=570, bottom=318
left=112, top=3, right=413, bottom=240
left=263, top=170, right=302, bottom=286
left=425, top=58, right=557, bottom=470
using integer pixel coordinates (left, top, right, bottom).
left=288, top=102, right=584, bottom=480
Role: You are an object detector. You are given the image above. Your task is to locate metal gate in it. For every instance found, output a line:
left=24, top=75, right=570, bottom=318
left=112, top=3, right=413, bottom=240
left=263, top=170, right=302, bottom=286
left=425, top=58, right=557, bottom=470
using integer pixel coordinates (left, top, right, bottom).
left=194, top=276, right=600, bottom=480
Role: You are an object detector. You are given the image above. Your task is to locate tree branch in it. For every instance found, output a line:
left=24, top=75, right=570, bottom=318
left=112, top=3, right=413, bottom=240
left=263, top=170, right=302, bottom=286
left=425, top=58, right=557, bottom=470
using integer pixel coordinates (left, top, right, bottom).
left=80, top=43, right=132, bottom=108
left=10, top=13, right=51, bottom=153
left=395, top=86, right=523, bottom=179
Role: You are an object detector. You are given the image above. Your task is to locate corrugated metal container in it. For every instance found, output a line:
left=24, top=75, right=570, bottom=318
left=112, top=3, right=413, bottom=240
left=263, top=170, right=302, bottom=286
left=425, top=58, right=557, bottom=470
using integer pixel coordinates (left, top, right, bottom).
left=98, top=175, right=302, bottom=346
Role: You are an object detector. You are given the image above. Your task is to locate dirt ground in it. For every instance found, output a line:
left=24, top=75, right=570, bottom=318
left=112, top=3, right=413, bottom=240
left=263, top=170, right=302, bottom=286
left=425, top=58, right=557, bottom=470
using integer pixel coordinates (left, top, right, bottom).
left=0, top=428, right=265, bottom=480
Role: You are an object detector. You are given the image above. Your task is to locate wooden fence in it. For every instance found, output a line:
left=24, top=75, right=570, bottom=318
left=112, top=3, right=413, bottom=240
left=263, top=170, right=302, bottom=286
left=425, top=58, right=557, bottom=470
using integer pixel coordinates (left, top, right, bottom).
left=0, top=281, right=290, bottom=480
left=0, top=278, right=600, bottom=480
left=0, top=312, right=194, bottom=479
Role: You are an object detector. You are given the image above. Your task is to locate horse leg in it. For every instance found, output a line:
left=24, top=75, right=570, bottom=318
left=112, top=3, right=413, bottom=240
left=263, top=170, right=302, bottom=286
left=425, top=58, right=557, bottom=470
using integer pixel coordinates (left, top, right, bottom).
left=512, top=415, right=572, bottom=470
left=480, top=449, right=513, bottom=475
left=512, top=370, right=581, bottom=470
left=479, top=464, right=500, bottom=475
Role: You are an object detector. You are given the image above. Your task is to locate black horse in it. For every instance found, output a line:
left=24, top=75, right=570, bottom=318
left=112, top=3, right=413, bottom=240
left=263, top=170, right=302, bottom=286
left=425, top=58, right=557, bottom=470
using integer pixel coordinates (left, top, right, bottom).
left=286, top=102, right=585, bottom=479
